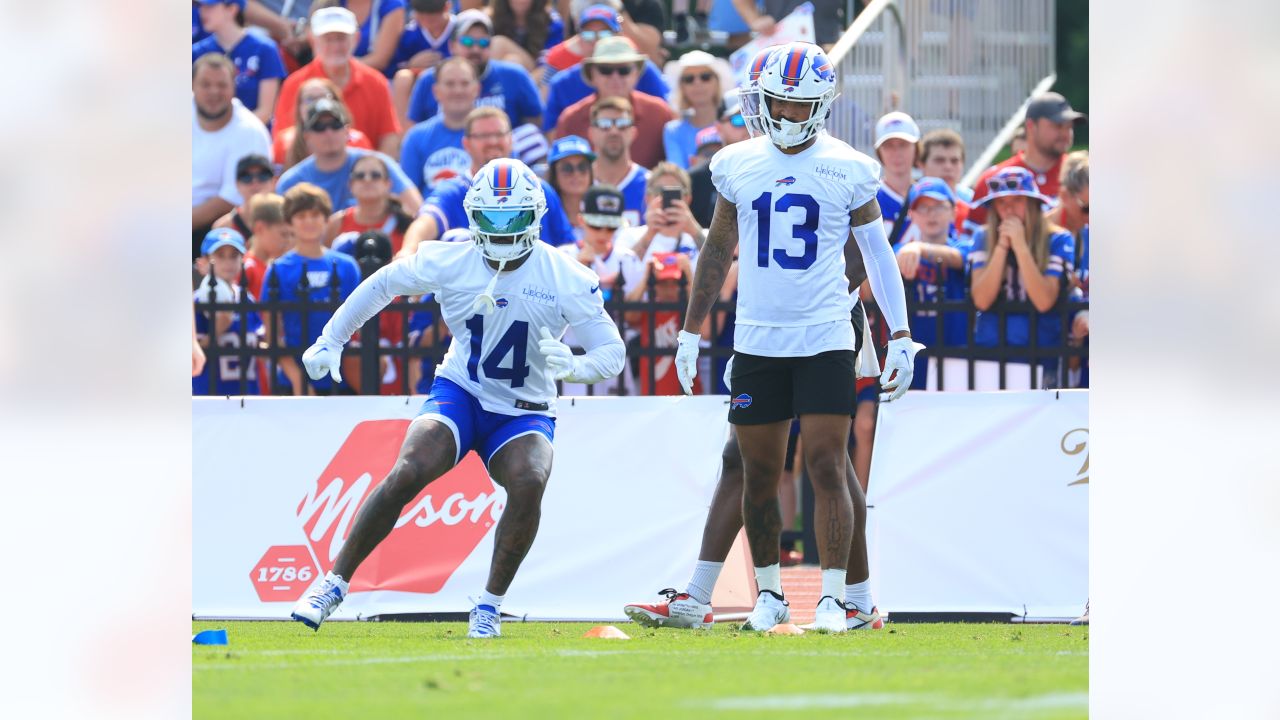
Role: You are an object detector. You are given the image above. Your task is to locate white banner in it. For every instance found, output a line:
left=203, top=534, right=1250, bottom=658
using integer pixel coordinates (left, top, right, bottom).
left=868, top=390, right=1089, bottom=618
left=194, top=396, right=731, bottom=620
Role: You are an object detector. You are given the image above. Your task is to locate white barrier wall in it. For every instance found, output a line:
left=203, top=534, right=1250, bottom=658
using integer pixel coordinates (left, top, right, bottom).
left=193, top=395, right=731, bottom=620
left=869, top=390, right=1089, bottom=618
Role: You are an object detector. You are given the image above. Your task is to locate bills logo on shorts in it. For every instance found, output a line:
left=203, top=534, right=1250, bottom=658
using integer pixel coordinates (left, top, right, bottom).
left=775, top=176, right=796, bottom=186
left=731, top=393, right=753, bottom=409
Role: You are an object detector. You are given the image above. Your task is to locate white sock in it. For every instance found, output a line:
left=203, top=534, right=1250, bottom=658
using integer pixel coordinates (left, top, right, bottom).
left=478, top=590, right=504, bottom=612
left=754, top=564, right=782, bottom=596
left=821, top=568, right=846, bottom=604
left=326, top=572, right=349, bottom=595
left=846, top=580, right=873, bottom=612
left=685, top=560, right=723, bottom=605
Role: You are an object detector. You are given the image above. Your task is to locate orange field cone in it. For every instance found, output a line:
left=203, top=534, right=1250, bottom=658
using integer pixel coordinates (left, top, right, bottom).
left=766, top=623, right=805, bottom=635
left=583, top=625, right=631, bottom=639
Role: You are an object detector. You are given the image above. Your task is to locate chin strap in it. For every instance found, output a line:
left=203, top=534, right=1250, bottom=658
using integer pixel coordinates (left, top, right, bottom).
left=472, top=257, right=508, bottom=315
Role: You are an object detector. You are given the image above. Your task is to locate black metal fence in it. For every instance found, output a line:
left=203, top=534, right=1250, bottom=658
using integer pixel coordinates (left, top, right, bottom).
left=193, top=263, right=1089, bottom=396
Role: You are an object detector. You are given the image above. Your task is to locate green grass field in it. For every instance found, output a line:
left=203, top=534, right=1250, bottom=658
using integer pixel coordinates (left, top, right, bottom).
left=193, top=620, right=1087, bottom=719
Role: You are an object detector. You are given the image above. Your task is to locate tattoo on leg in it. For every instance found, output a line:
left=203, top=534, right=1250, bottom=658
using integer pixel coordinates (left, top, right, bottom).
left=743, top=494, right=783, bottom=567
left=486, top=482, right=544, bottom=595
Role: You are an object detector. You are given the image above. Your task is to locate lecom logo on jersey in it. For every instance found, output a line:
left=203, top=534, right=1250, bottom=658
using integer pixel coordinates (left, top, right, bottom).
left=277, top=420, right=504, bottom=597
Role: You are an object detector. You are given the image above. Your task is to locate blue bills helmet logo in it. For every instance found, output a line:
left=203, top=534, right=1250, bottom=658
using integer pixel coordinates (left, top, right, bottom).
left=731, top=393, right=753, bottom=409
left=495, top=297, right=509, bottom=308
left=775, top=176, right=796, bottom=186
left=812, top=54, right=834, bottom=82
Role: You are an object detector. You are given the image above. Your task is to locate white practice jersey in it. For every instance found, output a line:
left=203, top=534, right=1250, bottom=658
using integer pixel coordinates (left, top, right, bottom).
left=710, top=134, right=881, bottom=357
left=318, top=240, right=622, bottom=416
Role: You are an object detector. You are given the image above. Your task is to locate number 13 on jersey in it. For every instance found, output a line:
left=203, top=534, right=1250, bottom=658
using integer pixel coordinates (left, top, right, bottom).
left=751, top=191, right=820, bottom=270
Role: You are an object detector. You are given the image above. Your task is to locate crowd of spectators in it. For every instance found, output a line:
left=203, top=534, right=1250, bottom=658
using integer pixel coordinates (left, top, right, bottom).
left=192, top=0, right=1089, bottom=398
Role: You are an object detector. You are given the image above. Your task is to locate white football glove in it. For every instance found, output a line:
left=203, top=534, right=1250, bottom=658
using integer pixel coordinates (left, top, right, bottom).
left=879, top=337, right=926, bottom=402
left=302, top=339, right=344, bottom=383
left=675, top=330, right=700, bottom=395
left=538, top=327, right=577, bottom=381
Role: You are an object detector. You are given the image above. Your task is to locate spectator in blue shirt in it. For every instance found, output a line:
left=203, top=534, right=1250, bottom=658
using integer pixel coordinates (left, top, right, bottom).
left=407, top=10, right=544, bottom=128
left=340, top=0, right=407, bottom=73
left=401, top=106, right=574, bottom=255
left=193, top=0, right=287, bottom=126
left=276, top=98, right=424, bottom=212
left=489, top=0, right=564, bottom=73
left=399, top=57, right=479, bottom=194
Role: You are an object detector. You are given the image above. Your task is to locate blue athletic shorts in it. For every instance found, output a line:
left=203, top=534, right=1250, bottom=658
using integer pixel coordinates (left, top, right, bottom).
left=415, top=377, right=556, bottom=467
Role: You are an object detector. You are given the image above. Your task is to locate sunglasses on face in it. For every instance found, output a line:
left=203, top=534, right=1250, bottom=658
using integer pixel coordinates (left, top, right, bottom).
left=681, top=72, right=715, bottom=85
left=351, top=171, right=387, bottom=181
left=594, top=64, right=634, bottom=77
left=592, top=116, right=633, bottom=130
left=558, top=159, right=591, bottom=174
left=309, top=120, right=345, bottom=133
left=986, top=175, right=1026, bottom=193
left=237, top=170, right=273, bottom=183
left=458, top=35, right=491, bottom=49
left=580, top=30, right=614, bottom=42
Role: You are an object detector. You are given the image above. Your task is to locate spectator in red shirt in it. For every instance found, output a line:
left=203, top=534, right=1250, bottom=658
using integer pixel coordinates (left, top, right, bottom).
left=273, top=6, right=402, bottom=158
left=552, top=36, right=675, bottom=168
left=626, top=251, right=697, bottom=396
left=970, top=92, right=1086, bottom=225
left=542, top=3, right=620, bottom=77
left=242, top=193, right=292, bottom=301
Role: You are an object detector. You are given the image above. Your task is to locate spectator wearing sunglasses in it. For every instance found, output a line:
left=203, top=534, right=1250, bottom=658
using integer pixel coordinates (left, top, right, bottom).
left=586, top=97, right=650, bottom=227
left=662, top=51, right=726, bottom=170
left=547, top=136, right=597, bottom=242
left=554, top=37, right=675, bottom=169
left=399, top=57, right=480, bottom=194
left=969, top=167, right=1076, bottom=385
left=213, top=154, right=278, bottom=238
left=543, top=3, right=622, bottom=79
left=276, top=98, right=423, bottom=212
left=276, top=79, right=376, bottom=170
left=687, top=91, right=749, bottom=228
left=272, top=6, right=402, bottom=157
left=542, top=19, right=670, bottom=135
left=407, top=10, right=545, bottom=129
left=325, top=153, right=415, bottom=255
left=193, top=0, right=287, bottom=128
left=970, top=92, right=1086, bottom=227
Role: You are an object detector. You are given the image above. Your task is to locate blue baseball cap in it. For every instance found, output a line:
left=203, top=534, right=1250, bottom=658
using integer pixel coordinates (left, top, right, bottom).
left=579, top=4, right=621, bottom=32
left=907, top=176, right=956, bottom=209
left=201, top=228, right=247, bottom=256
left=548, top=135, right=596, bottom=164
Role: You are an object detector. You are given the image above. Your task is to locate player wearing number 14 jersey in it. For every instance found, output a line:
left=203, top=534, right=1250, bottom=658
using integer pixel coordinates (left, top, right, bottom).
left=673, top=42, right=922, bottom=633
left=290, top=158, right=625, bottom=639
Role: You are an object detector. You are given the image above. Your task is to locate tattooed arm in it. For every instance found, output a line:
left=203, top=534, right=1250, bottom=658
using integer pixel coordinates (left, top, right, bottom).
left=681, top=193, right=740, bottom=334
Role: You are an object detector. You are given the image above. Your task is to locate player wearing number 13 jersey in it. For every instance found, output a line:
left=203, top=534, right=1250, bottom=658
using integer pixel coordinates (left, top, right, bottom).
left=673, top=42, right=922, bottom=634
left=290, top=158, right=625, bottom=639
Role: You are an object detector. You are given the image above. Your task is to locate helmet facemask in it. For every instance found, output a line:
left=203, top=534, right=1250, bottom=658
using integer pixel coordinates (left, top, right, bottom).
left=755, top=43, right=839, bottom=150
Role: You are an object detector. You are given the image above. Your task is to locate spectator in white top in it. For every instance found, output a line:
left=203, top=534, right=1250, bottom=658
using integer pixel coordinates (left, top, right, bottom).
left=193, top=53, right=272, bottom=259
left=616, top=161, right=702, bottom=263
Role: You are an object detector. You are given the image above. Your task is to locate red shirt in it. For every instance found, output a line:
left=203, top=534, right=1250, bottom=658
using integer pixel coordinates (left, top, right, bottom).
left=335, top=207, right=405, bottom=256
left=554, top=91, right=676, bottom=169
left=968, top=151, right=1064, bottom=226
left=543, top=40, right=585, bottom=74
left=273, top=59, right=400, bottom=148
left=243, top=251, right=269, bottom=301
left=635, top=310, right=700, bottom=396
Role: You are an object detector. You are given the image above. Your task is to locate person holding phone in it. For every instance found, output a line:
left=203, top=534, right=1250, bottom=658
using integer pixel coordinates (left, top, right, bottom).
left=618, top=161, right=702, bottom=263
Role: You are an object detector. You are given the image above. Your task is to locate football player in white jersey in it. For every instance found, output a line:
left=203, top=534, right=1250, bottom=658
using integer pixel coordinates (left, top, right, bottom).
left=671, top=41, right=923, bottom=634
left=290, top=158, right=625, bottom=639
left=623, top=46, right=888, bottom=633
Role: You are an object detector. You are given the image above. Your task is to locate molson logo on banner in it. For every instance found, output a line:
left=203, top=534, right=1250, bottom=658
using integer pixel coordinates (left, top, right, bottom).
left=1060, top=427, right=1088, bottom=486
left=291, top=420, right=504, bottom=596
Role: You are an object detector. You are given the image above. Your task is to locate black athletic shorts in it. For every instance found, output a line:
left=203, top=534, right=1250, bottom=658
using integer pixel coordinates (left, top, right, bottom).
left=728, top=349, right=858, bottom=425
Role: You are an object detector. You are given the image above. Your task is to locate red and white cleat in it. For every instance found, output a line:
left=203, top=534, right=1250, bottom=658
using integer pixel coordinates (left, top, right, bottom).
left=623, top=588, right=714, bottom=629
left=846, top=604, right=884, bottom=630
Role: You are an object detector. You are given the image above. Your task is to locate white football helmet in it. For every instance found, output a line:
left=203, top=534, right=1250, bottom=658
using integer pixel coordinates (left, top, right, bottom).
left=463, top=158, right=548, bottom=262
left=756, top=41, right=839, bottom=149
left=738, top=46, right=780, bottom=138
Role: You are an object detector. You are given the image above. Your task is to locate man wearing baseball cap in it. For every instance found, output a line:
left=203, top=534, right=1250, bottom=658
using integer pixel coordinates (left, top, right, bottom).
left=406, top=9, right=543, bottom=129
left=552, top=36, right=676, bottom=169
left=542, top=15, right=670, bottom=136
left=873, top=111, right=921, bottom=235
left=970, top=91, right=1086, bottom=225
left=272, top=5, right=402, bottom=157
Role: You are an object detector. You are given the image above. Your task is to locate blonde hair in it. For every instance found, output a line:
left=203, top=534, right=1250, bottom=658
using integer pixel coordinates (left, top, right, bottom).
left=464, top=106, right=511, bottom=134
left=1060, top=150, right=1089, bottom=196
left=645, top=162, right=691, bottom=195
left=248, top=193, right=286, bottom=226
left=673, top=64, right=722, bottom=115
left=984, top=197, right=1065, bottom=273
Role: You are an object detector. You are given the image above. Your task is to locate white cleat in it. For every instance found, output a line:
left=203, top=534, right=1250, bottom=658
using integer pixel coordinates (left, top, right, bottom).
left=468, top=604, right=501, bottom=638
left=290, top=574, right=347, bottom=631
left=846, top=603, right=884, bottom=630
left=623, top=588, right=714, bottom=629
left=802, top=596, right=849, bottom=633
left=741, top=590, right=790, bottom=632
